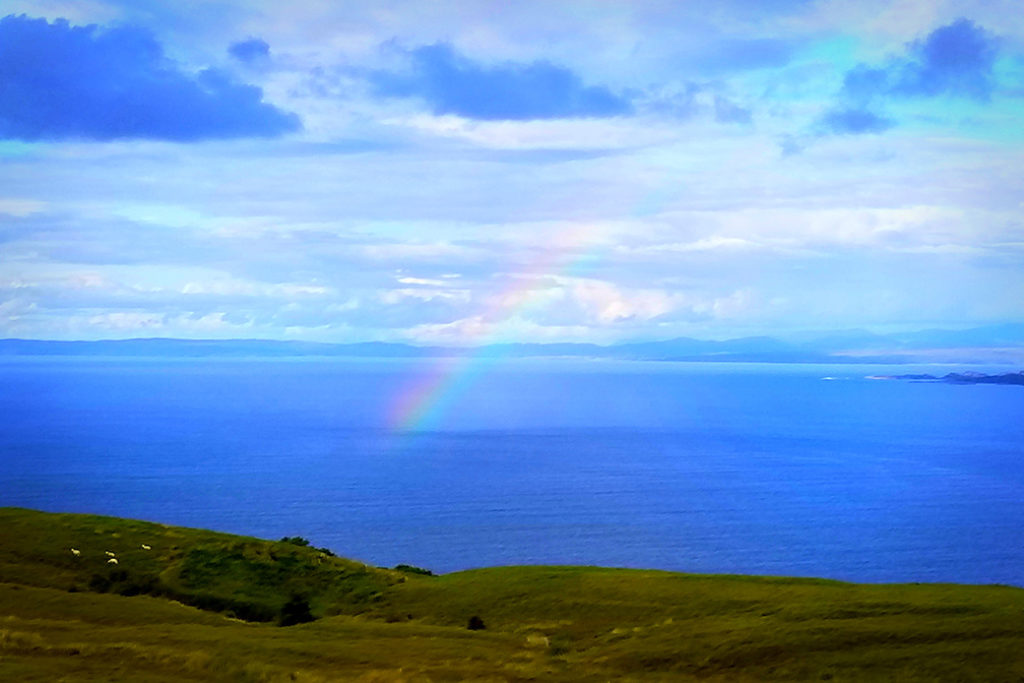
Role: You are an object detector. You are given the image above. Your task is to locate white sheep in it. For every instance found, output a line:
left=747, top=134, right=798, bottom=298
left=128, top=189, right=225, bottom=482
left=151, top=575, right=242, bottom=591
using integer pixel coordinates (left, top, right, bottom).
left=70, top=548, right=81, bottom=557
left=105, top=551, right=116, bottom=557
left=107, top=557, right=119, bottom=564
left=141, top=544, right=151, bottom=551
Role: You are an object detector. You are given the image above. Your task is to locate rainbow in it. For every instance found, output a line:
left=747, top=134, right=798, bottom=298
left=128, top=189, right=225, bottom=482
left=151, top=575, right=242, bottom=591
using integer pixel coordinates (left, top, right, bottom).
left=388, top=225, right=600, bottom=432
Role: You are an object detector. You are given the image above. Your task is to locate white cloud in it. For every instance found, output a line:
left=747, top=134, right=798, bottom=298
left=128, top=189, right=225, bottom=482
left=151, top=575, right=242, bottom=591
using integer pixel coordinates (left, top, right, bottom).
left=68, top=273, right=119, bottom=289
left=617, top=236, right=762, bottom=255
left=357, top=243, right=478, bottom=261
left=378, top=287, right=470, bottom=304
left=402, top=315, right=494, bottom=345
left=0, top=297, right=36, bottom=319
left=87, top=311, right=164, bottom=331
left=181, top=279, right=332, bottom=297
left=174, top=312, right=248, bottom=333
left=0, top=198, right=45, bottom=216
left=559, top=277, right=678, bottom=324
left=703, top=288, right=762, bottom=319
left=396, top=276, right=448, bottom=286
left=389, top=113, right=676, bottom=150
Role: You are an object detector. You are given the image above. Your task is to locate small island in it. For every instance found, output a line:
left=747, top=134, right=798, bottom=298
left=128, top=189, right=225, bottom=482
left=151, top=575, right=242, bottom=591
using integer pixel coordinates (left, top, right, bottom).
left=868, top=371, right=1024, bottom=385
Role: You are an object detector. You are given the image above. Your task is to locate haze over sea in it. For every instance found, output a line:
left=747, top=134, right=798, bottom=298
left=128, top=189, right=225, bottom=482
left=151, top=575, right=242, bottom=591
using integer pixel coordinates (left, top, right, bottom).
left=3, top=357, right=1023, bottom=586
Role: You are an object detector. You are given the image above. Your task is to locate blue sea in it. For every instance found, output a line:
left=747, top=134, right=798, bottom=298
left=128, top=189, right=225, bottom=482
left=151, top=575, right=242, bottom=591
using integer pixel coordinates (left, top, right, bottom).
left=2, top=357, right=1023, bottom=585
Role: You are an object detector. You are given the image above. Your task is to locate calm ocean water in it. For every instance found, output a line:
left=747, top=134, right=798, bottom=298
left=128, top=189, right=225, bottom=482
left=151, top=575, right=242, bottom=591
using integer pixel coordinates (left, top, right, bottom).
left=2, top=357, right=1023, bottom=585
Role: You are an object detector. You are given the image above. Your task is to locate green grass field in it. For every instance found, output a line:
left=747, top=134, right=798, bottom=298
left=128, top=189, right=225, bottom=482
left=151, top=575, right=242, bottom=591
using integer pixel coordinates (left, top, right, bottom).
left=2, top=507, right=1023, bottom=681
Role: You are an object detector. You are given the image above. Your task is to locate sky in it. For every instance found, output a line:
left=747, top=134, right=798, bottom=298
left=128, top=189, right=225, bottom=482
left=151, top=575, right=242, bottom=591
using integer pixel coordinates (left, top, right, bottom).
left=1, top=0, right=1022, bottom=344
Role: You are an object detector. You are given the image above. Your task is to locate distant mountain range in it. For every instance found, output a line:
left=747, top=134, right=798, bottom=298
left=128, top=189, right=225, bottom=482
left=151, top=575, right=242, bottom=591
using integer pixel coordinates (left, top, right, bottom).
left=2, top=324, right=1023, bottom=364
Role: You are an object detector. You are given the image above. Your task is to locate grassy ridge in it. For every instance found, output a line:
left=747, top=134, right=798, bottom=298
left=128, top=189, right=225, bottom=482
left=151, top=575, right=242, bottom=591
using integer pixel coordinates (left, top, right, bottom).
left=0, top=508, right=402, bottom=624
left=3, top=507, right=1024, bottom=681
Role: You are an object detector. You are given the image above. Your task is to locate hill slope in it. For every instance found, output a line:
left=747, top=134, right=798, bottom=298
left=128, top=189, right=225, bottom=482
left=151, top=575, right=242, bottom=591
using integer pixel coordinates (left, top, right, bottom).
left=3, top=507, right=1024, bottom=681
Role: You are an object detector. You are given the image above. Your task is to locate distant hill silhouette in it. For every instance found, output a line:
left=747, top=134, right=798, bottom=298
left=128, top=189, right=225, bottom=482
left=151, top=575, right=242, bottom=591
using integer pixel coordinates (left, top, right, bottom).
left=1, top=323, right=1022, bottom=364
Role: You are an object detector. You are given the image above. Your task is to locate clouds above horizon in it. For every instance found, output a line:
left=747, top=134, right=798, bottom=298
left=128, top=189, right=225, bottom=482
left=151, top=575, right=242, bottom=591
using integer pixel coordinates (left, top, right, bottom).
left=0, top=15, right=299, bottom=141
left=820, top=18, right=1002, bottom=135
left=369, top=42, right=633, bottom=120
left=1, top=2, right=1022, bottom=342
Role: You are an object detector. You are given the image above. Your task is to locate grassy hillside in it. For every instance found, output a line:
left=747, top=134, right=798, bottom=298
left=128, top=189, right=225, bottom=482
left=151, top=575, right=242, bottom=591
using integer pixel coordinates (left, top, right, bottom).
left=2, top=507, right=1024, bottom=681
left=0, top=507, right=403, bottom=623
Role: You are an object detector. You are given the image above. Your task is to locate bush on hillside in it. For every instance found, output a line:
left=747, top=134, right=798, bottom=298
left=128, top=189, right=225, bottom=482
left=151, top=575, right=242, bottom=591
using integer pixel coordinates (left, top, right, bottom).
left=280, top=536, right=310, bottom=547
left=279, top=593, right=315, bottom=627
left=394, top=564, right=434, bottom=576
left=87, top=569, right=158, bottom=597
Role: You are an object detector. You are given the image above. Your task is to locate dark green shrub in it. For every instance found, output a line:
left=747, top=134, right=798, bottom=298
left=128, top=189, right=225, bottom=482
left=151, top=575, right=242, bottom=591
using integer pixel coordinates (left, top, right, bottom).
left=393, top=564, right=434, bottom=576
left=115, top=573, right=157, bottom=596
left=280, top=536, right=310, bottom=547
left=88, top=573, right=111, bottom=593
left=467, top=615, right=485, bottom=630
left=548, top=640, right=570, bottom=656
left=278, top=594, right=315, bottom=627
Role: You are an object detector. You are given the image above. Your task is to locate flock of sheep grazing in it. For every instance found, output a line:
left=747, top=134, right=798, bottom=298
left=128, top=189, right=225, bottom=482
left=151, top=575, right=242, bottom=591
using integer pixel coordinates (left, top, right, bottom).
left=68, top=543, right=152, bottom=564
